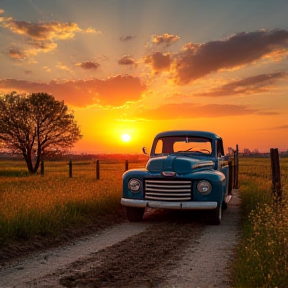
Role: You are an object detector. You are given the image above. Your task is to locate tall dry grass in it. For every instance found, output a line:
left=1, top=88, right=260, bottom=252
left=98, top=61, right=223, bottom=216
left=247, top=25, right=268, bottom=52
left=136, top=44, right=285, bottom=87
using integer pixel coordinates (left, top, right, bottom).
left=232, top=157, right=288, bottom=287
left=0, top=159, right=146, bottom=244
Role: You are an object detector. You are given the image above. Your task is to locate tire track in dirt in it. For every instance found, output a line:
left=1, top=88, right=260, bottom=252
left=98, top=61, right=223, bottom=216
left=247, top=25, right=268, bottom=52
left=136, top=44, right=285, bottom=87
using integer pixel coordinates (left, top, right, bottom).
left=0, top=223, right=150, bottom=288
left=160, top=189, right=241, bottom=288
left=56, top=190, right=240, bottom=288
left=57, top=221, right=204, bottom=288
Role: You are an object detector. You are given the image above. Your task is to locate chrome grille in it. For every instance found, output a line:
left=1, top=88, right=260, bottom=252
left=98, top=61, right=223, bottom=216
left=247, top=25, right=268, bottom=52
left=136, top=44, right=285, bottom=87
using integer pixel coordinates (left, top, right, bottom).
left=144, top=179, right=192, bottom=201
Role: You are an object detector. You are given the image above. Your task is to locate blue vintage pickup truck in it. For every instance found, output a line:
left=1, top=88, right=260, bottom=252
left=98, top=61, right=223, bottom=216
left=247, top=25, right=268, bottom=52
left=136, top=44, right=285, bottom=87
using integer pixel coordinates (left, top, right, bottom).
left=121, top=130, right=232, bottom=224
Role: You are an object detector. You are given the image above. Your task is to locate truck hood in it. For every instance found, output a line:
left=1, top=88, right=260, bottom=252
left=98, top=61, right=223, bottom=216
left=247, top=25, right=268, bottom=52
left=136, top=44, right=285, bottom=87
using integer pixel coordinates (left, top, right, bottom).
left=146, top=155, right=215, bottom=174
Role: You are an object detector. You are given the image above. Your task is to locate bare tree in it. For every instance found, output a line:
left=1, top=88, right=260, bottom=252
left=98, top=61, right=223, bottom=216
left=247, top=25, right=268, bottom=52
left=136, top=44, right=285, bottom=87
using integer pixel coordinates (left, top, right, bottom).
left=0, top=92, right=82, bottom=173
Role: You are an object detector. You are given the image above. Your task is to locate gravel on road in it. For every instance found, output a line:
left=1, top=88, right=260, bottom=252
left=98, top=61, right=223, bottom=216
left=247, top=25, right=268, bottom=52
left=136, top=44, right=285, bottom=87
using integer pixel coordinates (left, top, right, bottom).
left=0, top=190, right=240, bottom=288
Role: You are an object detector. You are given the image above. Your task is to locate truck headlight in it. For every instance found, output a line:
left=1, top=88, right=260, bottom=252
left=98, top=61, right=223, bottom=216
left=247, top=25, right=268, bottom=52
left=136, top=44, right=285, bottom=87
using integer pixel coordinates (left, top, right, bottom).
left=197, top=180, right=212, bottom=194
left=128, top=178, right=141, bottom=192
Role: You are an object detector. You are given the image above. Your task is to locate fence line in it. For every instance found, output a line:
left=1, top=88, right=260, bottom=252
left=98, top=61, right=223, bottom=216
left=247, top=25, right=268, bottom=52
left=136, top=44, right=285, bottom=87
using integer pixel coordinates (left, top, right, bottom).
left=36, top=157, right=240, bottom=194
left=0, top=146, right=283, bottom=203
left=37, top=148, right=240, bottom=190
left=51, top=159, right=135, bottom=180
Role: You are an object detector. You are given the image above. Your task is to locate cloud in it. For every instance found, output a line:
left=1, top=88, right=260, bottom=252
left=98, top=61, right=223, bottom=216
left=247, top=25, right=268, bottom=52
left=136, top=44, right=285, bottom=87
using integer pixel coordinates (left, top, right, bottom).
left=257, top=111, right=280, bottom=115
left=118, top=55, right=136, bottom=66
left=119, top=36, right=135, bottom=42
left=260, top=124, right=288, bottom=130
left=42, top=66, right=51, bottom=73
left=136, top=103, right=276, bottom=120
left=143, top=52, right=171, bottom=73
left=27, top=39, right=57, bottom=51
left=1, top=16, right=100, bottom=59
left=76, top=61, right=100, bottom=70
left=273, top=125, right=288, bottom=130
left=83, top=27, right=99, bottom=34
left=7, top=41, right=58, bottom=60
left=56, top=62, right=74, bottom=74
left=8, top=48, right=27, bottom=59
left=194, top=72, right=288, bottom=97
left=152, top=33, right=180, bottom=47
left=172, top=29, right=288, bottom=84
left=3, top=19, right=82, bottom=40
left=0, top=75, right=146, bottom=107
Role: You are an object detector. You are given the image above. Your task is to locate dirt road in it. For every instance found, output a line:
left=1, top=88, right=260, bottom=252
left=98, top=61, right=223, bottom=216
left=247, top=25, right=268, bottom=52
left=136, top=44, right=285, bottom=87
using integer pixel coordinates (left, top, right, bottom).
left=0, top=190, right=240, bottom=288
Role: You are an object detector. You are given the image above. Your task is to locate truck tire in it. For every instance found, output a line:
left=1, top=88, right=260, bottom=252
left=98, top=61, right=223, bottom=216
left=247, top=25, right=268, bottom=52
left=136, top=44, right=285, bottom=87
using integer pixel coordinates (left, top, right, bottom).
left=126, top=207, right=145, bottom=222
left=222, top=201, right=228, bottom=210
left=208, top=205, right=222, bottom=225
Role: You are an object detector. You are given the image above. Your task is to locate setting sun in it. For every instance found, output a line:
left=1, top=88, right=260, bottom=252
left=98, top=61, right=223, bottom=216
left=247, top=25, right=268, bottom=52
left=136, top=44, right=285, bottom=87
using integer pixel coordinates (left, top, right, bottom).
left=121, top=133, right=131, bottom=142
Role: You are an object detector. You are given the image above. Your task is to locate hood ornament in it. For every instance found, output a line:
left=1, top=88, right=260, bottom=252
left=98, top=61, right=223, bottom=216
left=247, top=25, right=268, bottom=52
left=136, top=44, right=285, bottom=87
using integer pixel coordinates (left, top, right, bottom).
left=161, top=171, right=176, bottom=177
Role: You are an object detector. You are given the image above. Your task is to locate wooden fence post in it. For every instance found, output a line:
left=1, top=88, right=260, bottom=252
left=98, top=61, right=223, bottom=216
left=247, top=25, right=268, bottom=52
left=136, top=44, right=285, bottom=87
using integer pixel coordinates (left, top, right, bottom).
left=233, top=145, right=239, bottom=189
left=228, top=160, right=233, bottom=194
left=41, top=160, right=44, bottom=176
left=96, top=160, right=100, bottom=179
left=69, top=160, right=72, bottom=178
left=125, top=160, right=129, bottom=171
left=270, top=148, right=282, bottom=202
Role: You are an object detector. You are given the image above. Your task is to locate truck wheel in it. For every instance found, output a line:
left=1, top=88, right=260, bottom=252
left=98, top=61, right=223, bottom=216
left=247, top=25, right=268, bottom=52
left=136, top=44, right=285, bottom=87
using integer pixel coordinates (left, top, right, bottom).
left=126, top=207, right=145, bottom=222
left=222, top=201, right=228, bottom=210
left=208, top=205, right=222, bottom=225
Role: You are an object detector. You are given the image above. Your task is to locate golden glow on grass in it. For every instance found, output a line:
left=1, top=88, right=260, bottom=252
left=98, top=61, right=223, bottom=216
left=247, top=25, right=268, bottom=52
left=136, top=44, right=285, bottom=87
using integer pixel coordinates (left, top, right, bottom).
left=0, top=160, right=147, bottom=243
left=0, top=161, right=119, bottom=242
left=232, top=157, right=288, bottom=287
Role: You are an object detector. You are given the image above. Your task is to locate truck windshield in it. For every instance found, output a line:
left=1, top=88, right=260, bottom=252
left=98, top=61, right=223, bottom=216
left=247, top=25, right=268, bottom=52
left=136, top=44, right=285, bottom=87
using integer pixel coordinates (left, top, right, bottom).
left=152, top=136, right=212, bottom=156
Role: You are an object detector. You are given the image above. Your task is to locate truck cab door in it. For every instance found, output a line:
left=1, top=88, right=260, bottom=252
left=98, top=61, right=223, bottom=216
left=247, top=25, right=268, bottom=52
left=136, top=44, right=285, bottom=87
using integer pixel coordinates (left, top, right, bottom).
left=216, top=139, right=230, bottom=203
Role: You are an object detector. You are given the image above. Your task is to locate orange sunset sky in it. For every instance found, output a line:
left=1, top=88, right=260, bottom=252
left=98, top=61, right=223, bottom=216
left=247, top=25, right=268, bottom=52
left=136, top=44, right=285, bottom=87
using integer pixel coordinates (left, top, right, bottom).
left=0, top=0, right=287, bottom=154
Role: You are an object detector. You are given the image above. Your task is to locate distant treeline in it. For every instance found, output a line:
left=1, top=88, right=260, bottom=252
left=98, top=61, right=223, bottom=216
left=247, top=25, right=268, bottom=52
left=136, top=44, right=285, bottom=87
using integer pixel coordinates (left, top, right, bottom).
left=0, top=152, right=148, bottom=162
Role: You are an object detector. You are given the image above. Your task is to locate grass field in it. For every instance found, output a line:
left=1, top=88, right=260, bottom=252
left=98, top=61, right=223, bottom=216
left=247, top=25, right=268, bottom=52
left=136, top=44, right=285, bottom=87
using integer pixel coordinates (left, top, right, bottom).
left=0, top=159, right=146, bottom=244
left=232, top=157, right=288, bottom=288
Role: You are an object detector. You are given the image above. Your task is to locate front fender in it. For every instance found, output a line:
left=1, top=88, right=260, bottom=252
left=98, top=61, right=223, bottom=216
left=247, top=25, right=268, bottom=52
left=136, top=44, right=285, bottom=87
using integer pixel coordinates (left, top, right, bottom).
left=122, top=169, right=149, bottom=199
left=186, top=170, right=226, bottom=204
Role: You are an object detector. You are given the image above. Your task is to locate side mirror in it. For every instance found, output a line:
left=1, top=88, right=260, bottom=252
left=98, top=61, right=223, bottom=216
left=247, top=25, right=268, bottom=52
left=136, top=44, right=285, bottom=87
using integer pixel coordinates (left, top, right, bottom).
left=142, top=147, right=148, bottom=155
left=224, top=155, right=230, bottom=161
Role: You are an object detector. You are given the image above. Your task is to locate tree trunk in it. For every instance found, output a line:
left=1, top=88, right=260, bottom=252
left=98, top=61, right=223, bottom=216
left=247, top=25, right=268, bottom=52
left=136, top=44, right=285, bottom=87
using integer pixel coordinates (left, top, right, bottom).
left=23, top=153, right=35, bottom=174
left=33, top=155, right=41, bottom=173
left=23, top=149, right=40, bottom=174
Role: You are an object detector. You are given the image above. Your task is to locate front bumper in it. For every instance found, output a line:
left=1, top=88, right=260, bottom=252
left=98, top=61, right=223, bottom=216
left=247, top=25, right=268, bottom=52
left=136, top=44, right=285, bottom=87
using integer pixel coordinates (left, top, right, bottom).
left=121, top=198, right=217, bottom=210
